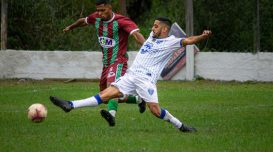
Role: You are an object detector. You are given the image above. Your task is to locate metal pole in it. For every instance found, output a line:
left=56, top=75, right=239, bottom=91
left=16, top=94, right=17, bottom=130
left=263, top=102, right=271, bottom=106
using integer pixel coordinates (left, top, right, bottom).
left=185, top=0, right=194, bottom=81
left=185, top=0, right=193, bottom=36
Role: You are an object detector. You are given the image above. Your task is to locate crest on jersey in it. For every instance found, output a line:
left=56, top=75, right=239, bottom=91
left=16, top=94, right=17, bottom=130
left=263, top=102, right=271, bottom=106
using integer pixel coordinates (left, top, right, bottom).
left=148, top=88, right=154, bottom=95
left=98, top=36, right=116, bottom=48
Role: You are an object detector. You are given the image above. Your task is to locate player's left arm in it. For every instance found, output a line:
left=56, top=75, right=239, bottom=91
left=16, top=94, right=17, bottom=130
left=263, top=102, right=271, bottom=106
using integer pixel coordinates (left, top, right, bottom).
left=131, top=31, right=146, bottom=45
left=182, top=30, right=212, bottom=46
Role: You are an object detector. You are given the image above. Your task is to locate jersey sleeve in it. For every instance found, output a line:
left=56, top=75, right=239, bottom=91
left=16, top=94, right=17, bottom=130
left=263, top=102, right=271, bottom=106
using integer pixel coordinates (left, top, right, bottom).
left=180, top=38, right=185, bottom=47
left=171, top=37, right=184, bottom=48
left=119, top=17, right=139, bottom=35
left=85, top=12, right=97, bottom=25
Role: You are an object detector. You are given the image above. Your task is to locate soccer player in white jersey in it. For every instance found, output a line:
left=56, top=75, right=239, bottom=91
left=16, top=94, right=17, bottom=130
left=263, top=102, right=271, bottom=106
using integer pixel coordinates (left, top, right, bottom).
left=50, top=17, right=212, bottom=132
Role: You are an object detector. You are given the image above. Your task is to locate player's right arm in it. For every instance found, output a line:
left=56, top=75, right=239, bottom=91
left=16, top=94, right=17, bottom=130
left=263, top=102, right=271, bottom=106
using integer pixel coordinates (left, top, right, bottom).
left=63, top=18, right=88, bottom=33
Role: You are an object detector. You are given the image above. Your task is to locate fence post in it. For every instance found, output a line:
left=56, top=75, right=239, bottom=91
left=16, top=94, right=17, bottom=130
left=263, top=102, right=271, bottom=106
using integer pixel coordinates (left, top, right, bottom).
left=1, top=0, right=8, bottom=50
left=185, top=0, right=194, bottom=80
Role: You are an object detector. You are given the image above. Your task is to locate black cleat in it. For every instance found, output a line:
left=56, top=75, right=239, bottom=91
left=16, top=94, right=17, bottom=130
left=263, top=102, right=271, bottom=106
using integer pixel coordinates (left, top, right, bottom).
left=100, top=109, right=115, bottom=127
left=138, top=99, right=146, bottom=113
left=49, top=96, right=72, bottom=112
left=179, top=124, right=197, bottom=133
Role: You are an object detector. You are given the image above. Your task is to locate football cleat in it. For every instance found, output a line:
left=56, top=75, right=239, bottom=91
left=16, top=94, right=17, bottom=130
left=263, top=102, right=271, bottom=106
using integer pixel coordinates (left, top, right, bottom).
left=179, top=124, right=197, bottom=133
left=100, top=109, right=115, bottom=127
left=49, top=96, right=73, bottom=112
left=138, top=99, right=146, bottom=113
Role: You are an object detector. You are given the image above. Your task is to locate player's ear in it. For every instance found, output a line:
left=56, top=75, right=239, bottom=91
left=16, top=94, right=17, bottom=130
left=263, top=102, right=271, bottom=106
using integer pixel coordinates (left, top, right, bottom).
left=163, top=26, right=169, bottom=34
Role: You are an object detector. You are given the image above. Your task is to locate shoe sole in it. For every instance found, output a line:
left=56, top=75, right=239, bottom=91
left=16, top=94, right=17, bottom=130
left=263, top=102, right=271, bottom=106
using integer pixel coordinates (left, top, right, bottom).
left=138, top=101, right=146, bottom=113
left=49, top=96, right=71, bottom=112
left=100, top=110, right=115, bottom=127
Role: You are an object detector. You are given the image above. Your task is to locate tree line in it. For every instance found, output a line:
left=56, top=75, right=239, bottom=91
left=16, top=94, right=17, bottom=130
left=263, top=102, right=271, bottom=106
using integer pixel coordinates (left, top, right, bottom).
left=3, top=0, right=273, bottom=52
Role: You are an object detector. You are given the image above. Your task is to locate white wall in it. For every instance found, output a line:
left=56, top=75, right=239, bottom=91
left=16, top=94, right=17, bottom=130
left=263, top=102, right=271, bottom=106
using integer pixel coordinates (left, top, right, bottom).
left=1, top=50, right=273, bottom=82
left=195, top=52, right=273, bottom=82
left=0, top=50, right=103, bottom=79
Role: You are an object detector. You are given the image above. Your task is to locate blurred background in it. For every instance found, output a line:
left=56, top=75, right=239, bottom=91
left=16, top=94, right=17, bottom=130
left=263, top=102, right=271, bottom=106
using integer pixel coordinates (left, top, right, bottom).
left=1, top=0, right=273, bottom=52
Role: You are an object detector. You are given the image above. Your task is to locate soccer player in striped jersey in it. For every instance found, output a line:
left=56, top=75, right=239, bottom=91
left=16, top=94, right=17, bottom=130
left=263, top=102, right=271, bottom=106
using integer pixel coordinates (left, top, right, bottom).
left=62, top=0, right=146, bottom=126
left=51, top=16, right=212, bottom=132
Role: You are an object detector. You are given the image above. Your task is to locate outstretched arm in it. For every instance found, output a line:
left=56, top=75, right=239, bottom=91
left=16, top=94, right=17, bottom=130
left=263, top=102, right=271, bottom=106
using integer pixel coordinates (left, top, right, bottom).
left=63, top=18, right=88, bottom=33
left=131, top=31, right=146, bottom=45
left=182, top=30, right=212, bottom=46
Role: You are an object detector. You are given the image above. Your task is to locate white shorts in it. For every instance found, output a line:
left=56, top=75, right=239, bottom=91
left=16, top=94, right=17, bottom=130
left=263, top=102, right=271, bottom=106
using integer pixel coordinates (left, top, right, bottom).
left=111, top=73, right=158, bottom=103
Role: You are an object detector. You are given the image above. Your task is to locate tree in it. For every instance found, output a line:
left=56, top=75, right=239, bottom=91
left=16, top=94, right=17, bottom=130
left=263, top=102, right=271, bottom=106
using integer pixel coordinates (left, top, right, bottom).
left=1, top=0, right=8, bottom=50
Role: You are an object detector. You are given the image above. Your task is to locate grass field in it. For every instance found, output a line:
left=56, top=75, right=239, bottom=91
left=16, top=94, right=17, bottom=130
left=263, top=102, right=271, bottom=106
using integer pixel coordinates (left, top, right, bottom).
left=0, top=80, right=272, bottom=152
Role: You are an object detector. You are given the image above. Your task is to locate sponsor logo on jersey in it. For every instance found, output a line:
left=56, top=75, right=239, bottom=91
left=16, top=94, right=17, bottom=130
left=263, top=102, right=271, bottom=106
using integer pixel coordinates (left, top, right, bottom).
left=140, top=42, right=153, bottom=54
left=107, top=67, right=115, bottom=78
left=98, top=37, right=116, bottom=48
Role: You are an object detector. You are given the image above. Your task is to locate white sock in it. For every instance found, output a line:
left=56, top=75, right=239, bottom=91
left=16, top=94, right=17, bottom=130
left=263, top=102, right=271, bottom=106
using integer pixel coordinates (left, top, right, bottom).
left=109, top=110, right=116, bottom=117
left=135, top=96, right=142, bottom=104
left=161, top=109, right=182, bottom=128
left=72, top=94, right=102, bottom=108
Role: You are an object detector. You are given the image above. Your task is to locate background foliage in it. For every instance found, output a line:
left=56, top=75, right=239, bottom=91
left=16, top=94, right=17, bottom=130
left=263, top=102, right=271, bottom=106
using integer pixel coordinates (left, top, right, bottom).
left=5, top=0, right=273, bottom=52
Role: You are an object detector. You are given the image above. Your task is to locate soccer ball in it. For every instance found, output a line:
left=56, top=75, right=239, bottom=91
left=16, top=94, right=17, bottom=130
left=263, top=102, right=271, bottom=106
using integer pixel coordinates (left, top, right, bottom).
left=27, top=103, right=47, bottom=123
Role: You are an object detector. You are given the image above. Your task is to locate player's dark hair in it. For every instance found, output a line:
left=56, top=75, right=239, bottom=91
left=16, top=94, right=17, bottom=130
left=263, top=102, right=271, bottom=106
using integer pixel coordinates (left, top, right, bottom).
left=96, top=0, right=111, bottom=5
left=156, top=16, right=172, bottom=28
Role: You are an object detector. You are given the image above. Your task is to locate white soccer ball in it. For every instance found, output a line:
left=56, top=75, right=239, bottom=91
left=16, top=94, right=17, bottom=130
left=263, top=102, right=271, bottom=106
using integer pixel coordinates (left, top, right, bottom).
left=27, top=103, right=47, bottom=123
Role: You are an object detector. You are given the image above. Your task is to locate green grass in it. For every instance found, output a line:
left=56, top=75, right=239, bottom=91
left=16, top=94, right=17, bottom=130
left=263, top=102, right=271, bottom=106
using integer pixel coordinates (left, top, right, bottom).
left=0, top=80, right=272, bottom=152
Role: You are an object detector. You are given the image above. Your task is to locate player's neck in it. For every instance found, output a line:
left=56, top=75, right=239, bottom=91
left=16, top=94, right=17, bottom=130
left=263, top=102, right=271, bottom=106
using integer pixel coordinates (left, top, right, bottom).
left=158, top=33, right=169, bottom=39
left=108, top=12, right=114, bottom=20
left=104, top=12, right=114, bottom=22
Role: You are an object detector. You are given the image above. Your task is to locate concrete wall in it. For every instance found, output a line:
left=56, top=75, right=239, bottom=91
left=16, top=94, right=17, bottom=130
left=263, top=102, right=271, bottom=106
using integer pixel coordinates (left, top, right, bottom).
left=1, top=50, right=273, bottom=82
left=0, top=50, right=103, bottom=79
left=195, top=52, right=273, bottom=82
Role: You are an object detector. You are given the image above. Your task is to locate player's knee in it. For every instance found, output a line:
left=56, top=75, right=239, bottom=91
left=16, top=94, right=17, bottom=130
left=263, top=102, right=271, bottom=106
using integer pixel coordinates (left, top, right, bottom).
left=100, top=86, right=121, bottom=101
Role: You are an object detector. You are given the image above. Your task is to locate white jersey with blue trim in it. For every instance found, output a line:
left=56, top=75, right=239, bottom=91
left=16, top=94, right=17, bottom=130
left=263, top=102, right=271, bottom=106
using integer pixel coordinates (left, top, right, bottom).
left=127, top=32, right=184, bottom=83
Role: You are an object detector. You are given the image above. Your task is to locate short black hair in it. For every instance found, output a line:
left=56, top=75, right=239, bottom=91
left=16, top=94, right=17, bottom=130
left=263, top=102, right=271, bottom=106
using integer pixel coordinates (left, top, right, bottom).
left=96, top=0, right=111, bottom=5
left=156, top=16, right=172, bottom=27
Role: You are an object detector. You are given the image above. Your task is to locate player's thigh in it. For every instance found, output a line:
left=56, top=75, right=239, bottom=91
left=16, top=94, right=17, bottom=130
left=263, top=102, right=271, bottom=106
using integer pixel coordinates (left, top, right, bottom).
left=100, top=67, right=108, bottom=91
left=100, top=86, right=122, bottom=101
left=107, top=62, right=128, bottom=85
left=135, top=79, right=158, bottom=103
left=111, top=74, right=137, bottom=97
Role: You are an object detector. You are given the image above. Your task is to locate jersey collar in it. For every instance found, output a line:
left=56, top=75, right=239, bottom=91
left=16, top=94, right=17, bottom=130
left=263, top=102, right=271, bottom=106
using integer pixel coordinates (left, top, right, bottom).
left=104, top=12, right=115, bottom=23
